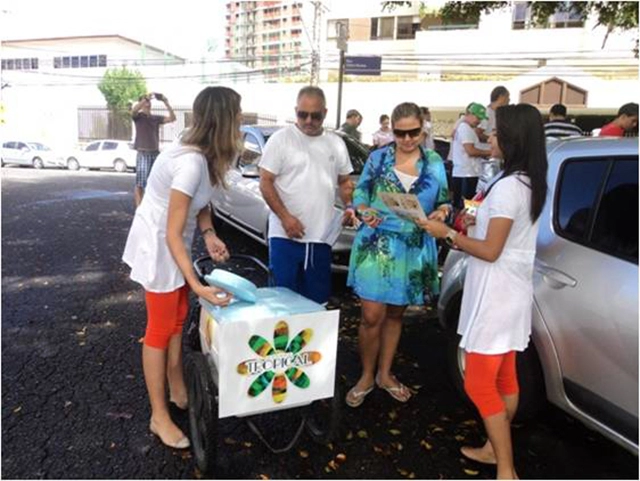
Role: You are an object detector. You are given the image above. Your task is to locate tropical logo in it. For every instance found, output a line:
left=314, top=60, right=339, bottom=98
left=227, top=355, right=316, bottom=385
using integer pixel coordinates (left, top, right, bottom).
left=236, top=320, right=321, bottom=403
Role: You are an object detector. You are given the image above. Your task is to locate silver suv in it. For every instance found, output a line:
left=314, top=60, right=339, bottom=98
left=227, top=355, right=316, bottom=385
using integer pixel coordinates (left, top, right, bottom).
left=438, top=137, right=638, bottom=454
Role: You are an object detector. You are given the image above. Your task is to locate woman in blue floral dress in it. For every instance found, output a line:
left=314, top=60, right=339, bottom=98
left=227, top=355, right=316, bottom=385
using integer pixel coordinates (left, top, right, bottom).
left=345, top=102, right=450, bottom=407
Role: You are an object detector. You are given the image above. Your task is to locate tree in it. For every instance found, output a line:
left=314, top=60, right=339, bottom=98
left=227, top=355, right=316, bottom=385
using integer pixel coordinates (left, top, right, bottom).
left=97, top=67, right=147, bottom=139
left=383, top=1, right=638, bottom=55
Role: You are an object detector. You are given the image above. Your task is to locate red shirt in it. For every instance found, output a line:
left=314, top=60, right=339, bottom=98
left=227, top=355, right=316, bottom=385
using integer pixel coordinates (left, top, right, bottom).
left=598, top=122, right=625, bottom=137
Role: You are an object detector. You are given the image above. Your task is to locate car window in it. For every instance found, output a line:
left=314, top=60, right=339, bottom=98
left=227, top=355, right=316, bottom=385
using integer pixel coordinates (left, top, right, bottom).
left=4, top=142, right=15, bottom=149
left=340, top=135, right=367, bottom=174
left=555, top=159, right=608, bottom=241
left=102, top=141, right=118, bottom=150
left=591, top=159, right=638, bottom=263
left=85, top=142, right=100, bottom=151
left=27, top=143, right=49, bottom=151
left=239, top=132, right=261, bottom=168
left=15, top=142, right=28, bottom=150
left=555, top=156, right=638, bottom=263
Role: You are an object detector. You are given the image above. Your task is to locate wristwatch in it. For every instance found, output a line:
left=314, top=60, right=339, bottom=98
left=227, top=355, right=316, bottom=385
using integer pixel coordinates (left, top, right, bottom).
left=445, top=229, right=458, bottom=247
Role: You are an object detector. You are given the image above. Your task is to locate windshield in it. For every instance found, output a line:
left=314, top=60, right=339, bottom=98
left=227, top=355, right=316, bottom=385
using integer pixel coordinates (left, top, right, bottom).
left=27, top=143, right=50, bottom=151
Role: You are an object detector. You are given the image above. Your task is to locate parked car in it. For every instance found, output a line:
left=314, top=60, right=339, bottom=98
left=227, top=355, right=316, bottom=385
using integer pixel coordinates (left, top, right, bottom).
left=1, top=141, right=66, bottom=169
left=66, top=140, right=136, bottom=172
left=211, top=125, right=369, bottom=271
left=438, top=137, right=638, bottom=454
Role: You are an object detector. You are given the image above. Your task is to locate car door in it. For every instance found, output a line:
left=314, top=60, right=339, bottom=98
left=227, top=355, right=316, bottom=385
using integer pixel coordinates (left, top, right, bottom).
left=215, top=130, right=269, bottom=241
left=101, top=141, right=119, bottom=169
left=14, top=142, right=31, bottom=166
left=2, top=142, right=18, bottom=164
left=82, top=141, right=102, bottom=168
left=534, top=154, right=638, bottom=439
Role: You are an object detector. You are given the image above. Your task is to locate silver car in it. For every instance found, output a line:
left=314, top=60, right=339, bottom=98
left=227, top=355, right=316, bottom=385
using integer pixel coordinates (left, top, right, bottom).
left=438, top=137, right=638, bottom=454
left=211, top=125, right=369, bottom=271
left=1, top=141, right=66, bottom=169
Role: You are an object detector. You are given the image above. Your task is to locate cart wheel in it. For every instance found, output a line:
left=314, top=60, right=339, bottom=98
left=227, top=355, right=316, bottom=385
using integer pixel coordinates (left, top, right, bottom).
left=185, top=302, right=201, bottom=352
left=305, top=376, right=342, bottom=445
left=185, top=351, right=218, bottom=477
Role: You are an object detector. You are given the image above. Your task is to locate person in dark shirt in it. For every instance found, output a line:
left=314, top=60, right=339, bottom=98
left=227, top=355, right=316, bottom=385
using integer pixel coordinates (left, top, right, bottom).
left=598, top=102, right=638, bottom=137
left=544, top=103, right=583, bottom=139
left=340, top=109, right=363, bottom=142
left=132, top=93, right=176, bottom=206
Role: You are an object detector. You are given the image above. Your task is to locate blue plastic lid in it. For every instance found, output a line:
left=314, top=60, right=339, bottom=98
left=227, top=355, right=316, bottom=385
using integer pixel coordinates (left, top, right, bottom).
left=204, top=269, right=258, bottom=303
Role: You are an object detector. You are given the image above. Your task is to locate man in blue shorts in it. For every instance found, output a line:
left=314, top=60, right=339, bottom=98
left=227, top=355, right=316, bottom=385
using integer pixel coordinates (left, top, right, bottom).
left=259, top=86, right=354, bottom=304
left=131, top=92, right=176, bottom=206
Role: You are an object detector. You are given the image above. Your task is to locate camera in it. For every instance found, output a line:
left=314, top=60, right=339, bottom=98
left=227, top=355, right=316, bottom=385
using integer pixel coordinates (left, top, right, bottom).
left=153, top=93, right=164, bottom=101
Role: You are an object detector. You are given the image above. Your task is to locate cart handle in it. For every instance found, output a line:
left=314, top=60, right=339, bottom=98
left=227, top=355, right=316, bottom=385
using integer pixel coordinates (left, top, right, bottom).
left=193, top=254, right=271, bottom=285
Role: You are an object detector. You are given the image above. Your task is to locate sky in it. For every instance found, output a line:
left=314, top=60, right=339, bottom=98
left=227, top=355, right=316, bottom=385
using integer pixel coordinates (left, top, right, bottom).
left=1, top=0, right=227, bottom=59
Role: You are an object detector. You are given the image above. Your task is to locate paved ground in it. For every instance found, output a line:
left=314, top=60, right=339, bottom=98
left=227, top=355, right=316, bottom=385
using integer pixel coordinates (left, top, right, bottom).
left=2, top=167, right=637, bottom=479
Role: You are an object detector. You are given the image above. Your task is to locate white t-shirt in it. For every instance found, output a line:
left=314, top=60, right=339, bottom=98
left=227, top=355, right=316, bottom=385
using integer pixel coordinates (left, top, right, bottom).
left=457, top=174, right=539, bottom=354
left=122, top=142, right=214, bottom=292
left=259, top=125, right=352, bottom=243
left=452, top=121, right=483, bottom=178
left=477, top=106, right=496, bottom=151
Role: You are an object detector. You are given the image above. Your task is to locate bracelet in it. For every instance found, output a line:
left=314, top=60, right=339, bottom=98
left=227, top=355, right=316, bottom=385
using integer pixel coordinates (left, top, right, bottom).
left=201, top=227, right=216, bottom=237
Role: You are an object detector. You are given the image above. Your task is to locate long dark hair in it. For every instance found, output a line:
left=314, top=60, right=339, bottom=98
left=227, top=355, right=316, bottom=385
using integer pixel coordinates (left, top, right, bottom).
left=495, top=103, right=548, bottom=222
left=181, top=86, right=242, bottom=187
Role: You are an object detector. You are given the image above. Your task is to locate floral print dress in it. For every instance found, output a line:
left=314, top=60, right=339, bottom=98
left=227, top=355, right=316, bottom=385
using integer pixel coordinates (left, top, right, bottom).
left=347, top=144, right=450, bottom=306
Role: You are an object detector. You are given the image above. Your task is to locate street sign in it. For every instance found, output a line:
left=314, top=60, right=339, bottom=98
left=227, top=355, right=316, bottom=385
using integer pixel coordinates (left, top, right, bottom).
left=345, top=55, right=382, bottom=76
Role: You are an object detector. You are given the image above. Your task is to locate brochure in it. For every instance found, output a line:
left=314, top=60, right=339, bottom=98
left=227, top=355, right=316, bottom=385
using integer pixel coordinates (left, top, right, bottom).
left=379, top=192, right=426, bottom=221
left=321, top=208, right=345, bottom=246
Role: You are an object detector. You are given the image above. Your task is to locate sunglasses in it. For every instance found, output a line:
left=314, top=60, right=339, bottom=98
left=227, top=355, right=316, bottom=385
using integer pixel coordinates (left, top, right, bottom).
left=296, top=110, right=324, bottom=121
left=393, top=127, right=423, bottom=139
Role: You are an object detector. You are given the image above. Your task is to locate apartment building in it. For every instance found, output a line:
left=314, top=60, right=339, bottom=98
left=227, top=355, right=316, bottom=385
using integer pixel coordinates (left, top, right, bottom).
left=225, top=1, right=313, bottom=79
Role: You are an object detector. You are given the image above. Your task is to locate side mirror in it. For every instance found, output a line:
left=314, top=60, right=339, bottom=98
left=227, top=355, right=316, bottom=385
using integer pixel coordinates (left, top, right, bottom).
left=241, top=164, right=260, bottom=178
left=21, top=146, right=30, bottom=152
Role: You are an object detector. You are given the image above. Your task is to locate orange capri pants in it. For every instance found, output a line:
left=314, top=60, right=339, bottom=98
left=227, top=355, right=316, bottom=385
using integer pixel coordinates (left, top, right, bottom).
left=143, top=285, right=189, bottom=349
left=464, top=351, right=520, bottom=419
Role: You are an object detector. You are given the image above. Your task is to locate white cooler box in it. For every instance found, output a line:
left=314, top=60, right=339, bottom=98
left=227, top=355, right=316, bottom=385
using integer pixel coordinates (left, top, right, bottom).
left=198, top=286, right=340, bottom=418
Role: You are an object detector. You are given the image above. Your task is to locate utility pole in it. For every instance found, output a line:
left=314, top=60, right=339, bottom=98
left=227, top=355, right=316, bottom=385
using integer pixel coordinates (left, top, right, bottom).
left=310, top=0, right=323, bottom=86
left=335, top=20, right=348, bottom=129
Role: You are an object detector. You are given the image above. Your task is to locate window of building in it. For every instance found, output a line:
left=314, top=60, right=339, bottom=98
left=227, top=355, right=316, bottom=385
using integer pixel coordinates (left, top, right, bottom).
left=512, top=1, right=584, bottom=30
left=1, top=57, right=39, bottom=70
left=555, top=157, right=638, bottom=263
left=71, top=56, right=80, bottom=68
left=371, top=16, right=395, bottom=39
left=396, top=16, right=416, bottom=39
left=53, top=55, right=107, bottom=69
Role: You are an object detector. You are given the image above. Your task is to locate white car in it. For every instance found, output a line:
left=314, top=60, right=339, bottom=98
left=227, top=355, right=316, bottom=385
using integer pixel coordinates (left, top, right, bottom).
left=1, top=141, right=66, bottom=169
left=66, top=140, right=136, bottom=172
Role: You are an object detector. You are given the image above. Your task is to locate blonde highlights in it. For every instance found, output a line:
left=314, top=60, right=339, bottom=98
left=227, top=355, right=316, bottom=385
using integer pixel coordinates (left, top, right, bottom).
left=181, top=86, right=242, bottom=187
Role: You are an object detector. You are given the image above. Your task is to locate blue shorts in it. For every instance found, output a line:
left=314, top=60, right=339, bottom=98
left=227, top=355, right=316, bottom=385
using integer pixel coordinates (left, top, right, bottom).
left=136, top=151, right=159, bottom=188
left=269, top=238, right=332, bottom=304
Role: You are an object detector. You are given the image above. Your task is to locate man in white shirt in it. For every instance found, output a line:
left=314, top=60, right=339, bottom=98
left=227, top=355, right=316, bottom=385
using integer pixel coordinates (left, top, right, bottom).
left=478, top=86, right=510, bottom=145
left=451, top=102, right=492, bottom=209
left=259, top=86, right=354, bottom=304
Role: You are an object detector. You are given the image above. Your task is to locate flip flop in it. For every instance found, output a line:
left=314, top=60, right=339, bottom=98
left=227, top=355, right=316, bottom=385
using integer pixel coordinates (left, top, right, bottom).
left=375, top=374, right=412, bottom=403
left=345, top=384, right=375, bottom=408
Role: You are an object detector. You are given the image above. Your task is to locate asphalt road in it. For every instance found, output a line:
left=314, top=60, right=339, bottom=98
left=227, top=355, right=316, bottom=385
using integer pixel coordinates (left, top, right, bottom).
left=2, top=167, right=637, bottom=479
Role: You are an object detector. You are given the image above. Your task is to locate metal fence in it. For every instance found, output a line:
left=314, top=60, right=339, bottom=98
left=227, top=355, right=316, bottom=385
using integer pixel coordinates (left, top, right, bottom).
left=77, top=107, right=279, bottom=145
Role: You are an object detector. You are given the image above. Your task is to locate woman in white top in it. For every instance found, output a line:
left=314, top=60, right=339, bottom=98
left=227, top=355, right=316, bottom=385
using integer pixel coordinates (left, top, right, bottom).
left=371, top=114, right=395, bottom=148
left=122, top=86, right=243, bottom=449
left=419, top=104, right=548, bottom=479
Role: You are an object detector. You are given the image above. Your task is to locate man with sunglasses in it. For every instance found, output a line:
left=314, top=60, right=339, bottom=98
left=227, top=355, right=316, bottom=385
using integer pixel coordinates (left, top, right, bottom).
left=259, top=86, right=354, bottom=304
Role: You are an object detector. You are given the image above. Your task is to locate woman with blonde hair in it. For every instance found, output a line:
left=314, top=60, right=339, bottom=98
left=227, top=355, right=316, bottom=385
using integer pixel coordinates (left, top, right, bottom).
left=122, top=86, right=243, bottom=449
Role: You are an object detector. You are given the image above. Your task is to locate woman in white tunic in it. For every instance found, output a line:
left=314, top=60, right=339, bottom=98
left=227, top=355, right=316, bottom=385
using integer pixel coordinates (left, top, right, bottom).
left=419, top=104, right=548, bottom=479
left=122, top=86, right=242, bottom=449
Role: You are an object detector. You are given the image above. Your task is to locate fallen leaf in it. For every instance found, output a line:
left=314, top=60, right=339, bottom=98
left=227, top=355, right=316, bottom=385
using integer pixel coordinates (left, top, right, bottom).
left=224, top=437, right=236, bottom=445
left=454, top=435, right=465, bottom=442
left=106, top=411, right=132, bottom=420
left=326, top=442, right=334, bottom=450
left=243, top=441, right=252, bottom=448
left=373, top=445, right=384, bottom=453
left=397, top=468, right=409, bottom=476
left=259, top=474, right=269, bottom=480
left=299, top=450, right=309, bottom=458
left=13, top=406, right=22, bottom=414
left=464, top=468, right=479, bottom=476
left=357, top=430, right=368, bottom=439
left=409, top=473, right=416, bottom=479
left=431, top=426, right=444, bottom=433
left=336, top=453, right=347, bottom=463
left=328, top=460, right=338, bottom=470
left=346, top=430, right=353, bottom=440
left=461, top=419, right=477, bottom=426
left=389, top=429, right=401, bottom=435
left=109, top=442, right=116, bottom=449
left=420, top=440, right=433, bottom=450
left=64, top=401, right=72, bottom=408
left=388, top=410, right=398, bottom=420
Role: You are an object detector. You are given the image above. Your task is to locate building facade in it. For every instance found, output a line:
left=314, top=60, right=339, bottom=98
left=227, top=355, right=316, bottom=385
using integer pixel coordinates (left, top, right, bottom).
left=225, top=1, right=313, bottom=80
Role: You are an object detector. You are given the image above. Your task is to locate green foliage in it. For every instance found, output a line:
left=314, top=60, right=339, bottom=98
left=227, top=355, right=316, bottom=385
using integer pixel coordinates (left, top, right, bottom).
left=97, top=67, right=147, bottom=110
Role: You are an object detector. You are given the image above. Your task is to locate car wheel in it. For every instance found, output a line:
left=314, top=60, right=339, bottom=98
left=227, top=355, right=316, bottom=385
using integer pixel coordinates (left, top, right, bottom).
left=33, top=157, right=44, bottom=169
left=113, top=158, right=127, bottom=173
left=67, top=158, right=80, bottom=171
left=444, top=293, right=545, bottom=422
